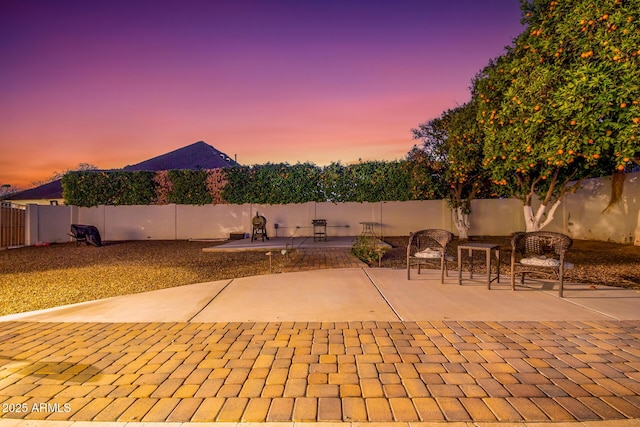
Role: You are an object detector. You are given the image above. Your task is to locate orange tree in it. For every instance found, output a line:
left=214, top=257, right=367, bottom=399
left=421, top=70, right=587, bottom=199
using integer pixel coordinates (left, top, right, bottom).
left=411, top=100, right=492, bottom=239
left=473, top=0, right=639, bottom=231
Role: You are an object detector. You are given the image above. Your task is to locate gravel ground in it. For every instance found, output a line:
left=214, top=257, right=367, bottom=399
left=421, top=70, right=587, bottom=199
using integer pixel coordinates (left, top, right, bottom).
left=0, top=240, right=290, bottom=316
left=1, top=237, right=638, bottom=316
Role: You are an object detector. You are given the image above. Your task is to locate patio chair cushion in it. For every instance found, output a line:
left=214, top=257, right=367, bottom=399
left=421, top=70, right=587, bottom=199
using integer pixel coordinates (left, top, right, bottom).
left=414, top=248, right=442, bottom=259
left=415, top=248, right=454, bottom=262
left=520, top=256, right=574, bottom=269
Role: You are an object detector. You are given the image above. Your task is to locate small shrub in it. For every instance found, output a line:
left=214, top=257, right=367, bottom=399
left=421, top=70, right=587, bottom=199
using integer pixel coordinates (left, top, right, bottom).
left=351, top=236, right=389, bottom=266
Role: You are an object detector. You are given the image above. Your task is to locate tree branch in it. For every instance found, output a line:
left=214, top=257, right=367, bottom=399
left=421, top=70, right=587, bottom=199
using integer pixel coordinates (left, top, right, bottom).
left=541, top=167, right=560, bottom=206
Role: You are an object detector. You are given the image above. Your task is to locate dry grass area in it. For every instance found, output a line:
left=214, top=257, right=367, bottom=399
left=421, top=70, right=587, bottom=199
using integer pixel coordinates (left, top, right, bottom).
left=1, top=236, right=638, bottom=316
left=381, top=235, right=640, bottom=290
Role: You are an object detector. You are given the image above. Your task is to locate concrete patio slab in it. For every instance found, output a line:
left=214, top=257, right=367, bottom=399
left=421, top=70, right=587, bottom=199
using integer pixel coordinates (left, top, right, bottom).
left=0, top=280, right=232, bottom=323
left=203, top=236, right=350, bottom=251
left=2, top=267, right=638, bottom=324
left=191, top=268, right=399, bottom=322
left=202, top=235, right=390, bottom=252
left=538, top=282, right=640, bottom=320
left=367, top=269, right=640, bottom=321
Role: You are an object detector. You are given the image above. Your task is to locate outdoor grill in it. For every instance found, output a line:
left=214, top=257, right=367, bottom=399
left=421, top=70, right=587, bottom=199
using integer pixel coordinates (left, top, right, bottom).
left=69, top=224, right=102, bottom=247
left=251, top=212, right=269, bottom=242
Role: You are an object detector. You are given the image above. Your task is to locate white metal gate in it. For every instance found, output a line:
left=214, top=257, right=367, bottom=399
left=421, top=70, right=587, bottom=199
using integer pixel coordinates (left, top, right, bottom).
left=0, top=202, right=26, bottom=249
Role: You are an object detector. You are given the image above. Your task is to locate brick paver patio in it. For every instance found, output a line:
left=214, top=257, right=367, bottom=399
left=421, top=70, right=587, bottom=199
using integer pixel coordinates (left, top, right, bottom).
left=283, top=248, right=367, bottom=272
left=1, top=319, right=639, bottom=423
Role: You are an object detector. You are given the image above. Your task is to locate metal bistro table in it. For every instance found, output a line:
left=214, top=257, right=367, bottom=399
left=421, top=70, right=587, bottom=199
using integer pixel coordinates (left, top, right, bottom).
left=359, top=222, right=379, bottom=238
left=457, top=242, right=500, bottom=288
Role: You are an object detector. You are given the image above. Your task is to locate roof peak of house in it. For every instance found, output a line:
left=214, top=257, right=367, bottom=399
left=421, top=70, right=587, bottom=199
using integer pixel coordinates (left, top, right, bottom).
left=4, top=141, right=239, bottom=201
left=123, top=141, right=239, bottom=171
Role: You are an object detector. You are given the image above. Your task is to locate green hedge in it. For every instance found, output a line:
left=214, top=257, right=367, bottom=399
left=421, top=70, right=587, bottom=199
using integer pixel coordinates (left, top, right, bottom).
left=223, top=163, right=324, bottom=204
left=61, top=160, right=445, bottom=206
left=167, top=170, right=212, bottom=205
left=62, top=171, right=156, bottom=206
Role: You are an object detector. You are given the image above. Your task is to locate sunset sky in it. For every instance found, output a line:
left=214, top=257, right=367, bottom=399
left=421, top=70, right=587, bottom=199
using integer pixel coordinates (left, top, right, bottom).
left=1, top=1, right=524, bottom=189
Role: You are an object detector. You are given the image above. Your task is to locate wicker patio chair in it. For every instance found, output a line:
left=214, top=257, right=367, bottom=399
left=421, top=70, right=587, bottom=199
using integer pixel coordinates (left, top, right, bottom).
left=510, top=231, right=573, bottom=297
left=407, top=229, right=454, bottom=283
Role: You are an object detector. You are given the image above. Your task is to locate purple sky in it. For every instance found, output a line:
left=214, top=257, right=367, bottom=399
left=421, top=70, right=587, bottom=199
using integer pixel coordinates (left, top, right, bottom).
left=0, top=0, right=524, bottom=189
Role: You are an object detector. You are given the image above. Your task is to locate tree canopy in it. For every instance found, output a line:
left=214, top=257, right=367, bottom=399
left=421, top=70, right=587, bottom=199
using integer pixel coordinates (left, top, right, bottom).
left=411, top=101, right=492, bottom=237
left=472, top=0, right=639, bottom=230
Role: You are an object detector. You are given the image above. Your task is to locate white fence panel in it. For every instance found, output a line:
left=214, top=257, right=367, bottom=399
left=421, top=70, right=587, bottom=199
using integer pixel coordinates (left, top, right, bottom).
left=25, top=205, right=72, bottom=245
left=76, top=206, right=105, bottom=239
left=316, top=202, right=382, bottom=237
left=381, top=200, right=449, bottom=236
left=544, top=172, right=640, bottom=244
left=103, top=205, right=177, bottom=241
left=469, top=198, right=525, bottom=236
left=177, top=204, right=251, bottom=240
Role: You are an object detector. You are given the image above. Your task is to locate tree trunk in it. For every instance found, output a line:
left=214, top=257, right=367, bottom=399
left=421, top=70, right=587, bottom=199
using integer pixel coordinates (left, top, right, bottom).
left=602, top=170, right=626, bottom=213
left=523, top=199, right=562, bottom=232
left=523, top=205, right=540, bottom=232
left=453, top=206, right=470, bottom=239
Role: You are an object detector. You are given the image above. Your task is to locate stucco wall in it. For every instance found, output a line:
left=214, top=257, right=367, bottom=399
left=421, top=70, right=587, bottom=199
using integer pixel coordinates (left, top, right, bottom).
left=25, top=205, right=72, bottom=245
left=542, top=172, right=640, bottom=244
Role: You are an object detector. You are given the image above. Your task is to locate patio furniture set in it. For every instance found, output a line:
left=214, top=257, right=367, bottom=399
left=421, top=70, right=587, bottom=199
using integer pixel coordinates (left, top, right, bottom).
left=251, top=213, right=575, bottom=297
left=407, top=229, right=574, bottom=297
left=251, top=213, right=382, bottom=242
left=250, top=213, right=574, bottom=297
